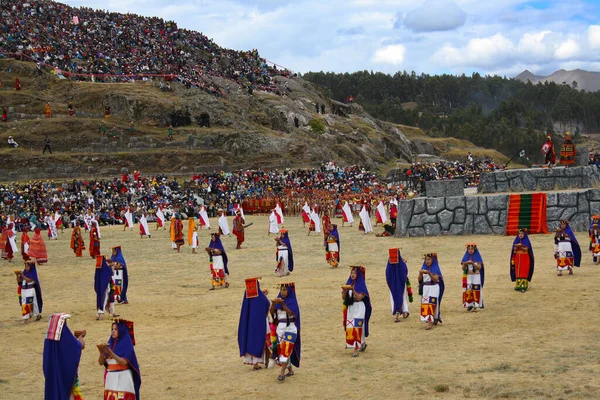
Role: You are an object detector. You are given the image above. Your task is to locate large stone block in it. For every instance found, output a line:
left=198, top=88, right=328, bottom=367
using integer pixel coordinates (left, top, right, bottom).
left=449, top=224, right=464, bottom=235
left=409, top=213, right=438, bottom=227
left=437, top=210, right=453, bottom=230
left=587, top=190, right=600, bottom=201
left=426, top=198, right=445, bottom=215
left=464, top=214, right=474, bottom=234
left=413, top=198, right=426, bottom=214
left=425, top=179, right=464, bottom=198
left=591, top=201, right=600, bottom=216
left=424, top=223, right=442, bottom=236
left=499, top=209, right=508, bottom=226
left=546, top=207, right=563, bottom=221
left=556, top=177, right=571, bottom=190
left=509, top=178, right=524, bottom=191
left=487, top=195, right=509, bottom=210
left=558, top=192, right=578, bottom=207
left=560, top=207, right=578, bottom=221
left=474, top=215, right=492, bottom=234
left=408, top=227, right=425, bottom=237
left=492, top=226, right=506, bottom=235
left=495, top=171, right=507, bottom=182
left=522, top=171, right=536, bottom=190
left=578, top=194, right=589, bottom=213
left=496, top=181, right=509, bottom=192
left=570, top=213, right=589, bottom=231
left=454, top=208, right=466, bottom=224
left=487, top=210, right=500, bottom=226
left=466, top=197, right=478, bottom=214
left=570, top=177, right=583, bottom=188
left=478, top=197, right=488, bottom=214
left=446, top=196, right=465, bottom=211
left=538, top=178, right=555, bottom=191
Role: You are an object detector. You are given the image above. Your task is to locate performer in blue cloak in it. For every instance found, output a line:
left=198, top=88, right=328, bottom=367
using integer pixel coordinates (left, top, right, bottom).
left=418, top=253, right=445, bottom=330
left=461, top=243, right=485, bottom=310
left=98, top=318, right=141, bottom=400
left=275, top=230, right=294, bottom=276
left=238, top=277, right=271, bottom=369
left=110, top=246, right=129, bottom=304
left=511, top=229, right=535, bottom=292
left=43, top=313, right=85, bottom=400
left=342, top=266, right=372, bottom=357
left=386, top=248, right=412, bottom=322
left=325, top=224, right=340, bottom=268
left=206, top=233, right=229, bottom=289
left=18, top=260, right=43, bottom=321
left=95, top=255, right=117, bottom=320
left=560, top=219, right=581, bottom=267
left=270, top=282, right=301, bottom=381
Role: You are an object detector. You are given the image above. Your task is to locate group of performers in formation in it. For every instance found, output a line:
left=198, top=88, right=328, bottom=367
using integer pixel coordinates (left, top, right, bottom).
left=10, top=200, right=599, bottom=395
left=542, top=132, right=577, bottom=168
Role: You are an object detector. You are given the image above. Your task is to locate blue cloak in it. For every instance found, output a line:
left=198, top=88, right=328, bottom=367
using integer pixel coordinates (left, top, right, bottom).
left=280, top=232, right=294, bottom=272
left=22, top=262, right=43, bottom=314
left=420, top=257, right=444, bottom=323
left=327, top=225, right=340, bottom=262
left=238, top=281, right=270, bottom=358
left=511, top=232, right=535, bottom=282
left=111, top=247, right=128, bottom=303
left=461, top=248, right=485, bottom=288
left=563, top=223, right=581, bottom=267
left=209, top=234, right=229, bottom=275
left=108, top=321, right=141, bottom=400
left=43, top=319, right=82, bottom=400
left=275, top=285, right=301, bottom=367
left=346, top=267, right=372, bottom=337
left=94, top=256, right=112, bottom=311
left=386, top=250, right=408, bottom=315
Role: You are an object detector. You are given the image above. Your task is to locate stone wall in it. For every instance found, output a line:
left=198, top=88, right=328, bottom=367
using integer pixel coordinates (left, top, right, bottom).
left=394, top=188, right=600, bottom=237
left=425, top=179, right=464, bottom=197
left=395, top=194, right=509, bottom=237
left=478, top=165, right=600, bottom=193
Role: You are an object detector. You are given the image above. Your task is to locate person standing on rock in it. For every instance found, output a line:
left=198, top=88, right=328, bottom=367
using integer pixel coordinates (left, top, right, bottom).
left=315, top=102, right=320, bottom=114
left=42, top=136, right=52, bottom=154
left=542, top=134, right=555, bottom=168
left=320, top=104, right=325, bottom=114
left=168, top=125, right=174, bottom=141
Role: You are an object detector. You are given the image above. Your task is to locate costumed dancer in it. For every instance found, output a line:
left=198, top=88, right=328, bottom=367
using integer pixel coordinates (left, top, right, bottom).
left=43, top=313, right=86, bottom=400
left=554, top=228, right=575, bottom=276
left=173, top=214, right=184, bottom=253
left=269, top=209, right=279, bottom=235
left=97, top=319, right=141, bottom=400
left=21, top=226, right=31, bottom=260
left=189, top=219, right=199, bottom=254
left=16, top=259, right=43, bottom=322
left=139, top=210, right=151, bottom=238
left=589, top=215, right=600, bottom=264
left=419, top=253, right=444, bottom=330
left=206, top=233, right=229, bottom=289
left=389, top=198, right=398, bottom=230
left=218, top=209, right=231, bottom=236
left=89, top=221, right=101, bottom=258
left=95, top=256, right=119, bottom=320
left=71, top=225, right=86, bottom=257
left=375, top=200, right=388, bottom=226
left=342, top=266, right=371, bottom=357
left=29, top=227, right=48, bottom=263
left=542, top=134, right=556, bottom=168
left=155, top=206, right=166, bottom=230
left=308, top=207, right=321, bottom=235
left=510, top=229, right=535, bottom=292
left=0, top=227, right=6, bottom=259
left=322, top=212, right=332, bottom=246
left=233, top=209, right=246, bottom=249
left=198, top=205, right=210, bottom=230
left=358, top=203, right=373, bottom=234
left=5, top=223, right=18, bottom=262
left=559, top=131, right=576, bottom=167
left=270, top=282, right=301, bottom=381
left=386, top=248, right=412, bottom=322
left=123, top=207, right=134, bottom=231
left=275, top=203, right=284, bottom=225
left=461, top=243, right=484, bottom=311
left=301, top=202, right=311, bottom=228
left=560, top=219, right=581, bottom=268
left=110, top=246, right=129, bottom=304
left=325, top=224, right=340, bottom=268
left=238, top=277, right=271, bottom=370
left=342, top=200, right=354, bottom=227
left=275, top=230, right=294, bottom=277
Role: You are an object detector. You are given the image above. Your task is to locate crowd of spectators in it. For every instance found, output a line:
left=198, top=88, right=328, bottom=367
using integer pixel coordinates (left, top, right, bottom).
left=405, top=159, right=506, bottom=189
left=0, top=163, right=403, bottom=231
left=0, top=1, right=291, bottom=96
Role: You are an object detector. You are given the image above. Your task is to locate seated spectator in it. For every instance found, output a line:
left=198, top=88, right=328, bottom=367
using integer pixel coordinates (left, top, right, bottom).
left=8, top=136, right=19, bottom=148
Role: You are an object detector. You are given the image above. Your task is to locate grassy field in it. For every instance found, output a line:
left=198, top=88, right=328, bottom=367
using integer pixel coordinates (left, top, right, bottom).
left=1, top=215, right=600, bottom=399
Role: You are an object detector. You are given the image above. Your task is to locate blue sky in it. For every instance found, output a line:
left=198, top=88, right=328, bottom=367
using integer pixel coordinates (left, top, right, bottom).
left=61, top=0, right=600, bottom=77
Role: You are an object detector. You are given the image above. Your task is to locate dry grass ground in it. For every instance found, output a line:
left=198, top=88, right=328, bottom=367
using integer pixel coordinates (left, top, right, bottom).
left=1, top=215, right=600, bottom=399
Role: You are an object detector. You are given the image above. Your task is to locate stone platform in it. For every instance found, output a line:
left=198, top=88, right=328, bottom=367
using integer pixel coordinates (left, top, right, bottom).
left=425, top=179, right=464, bottom=197
left=477, top=165, right=600, bottom=194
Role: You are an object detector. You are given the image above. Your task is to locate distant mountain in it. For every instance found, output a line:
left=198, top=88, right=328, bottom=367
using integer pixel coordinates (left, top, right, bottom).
left=515, top=69, right=600, bottom=92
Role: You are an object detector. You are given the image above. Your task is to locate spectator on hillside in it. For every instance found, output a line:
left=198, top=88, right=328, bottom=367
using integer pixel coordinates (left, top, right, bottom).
left=320, top=104, right=325, bottom=114
left=42, top=137, right=52, bottom=154
left=8, top=136, right=19, bottom=148
left=2, top=107, right=7, bottom=122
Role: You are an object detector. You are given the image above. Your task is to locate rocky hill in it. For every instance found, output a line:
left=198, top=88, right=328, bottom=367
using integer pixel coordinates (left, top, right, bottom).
left=0, top=59, right=510, bottom=180
left=515, top=69, right=600, bottom=92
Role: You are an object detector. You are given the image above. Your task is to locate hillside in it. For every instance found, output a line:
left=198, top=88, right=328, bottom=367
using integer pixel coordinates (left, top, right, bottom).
left=516, top=69, right=600, bottom=92
left=0, top=59, right=510, bottom=179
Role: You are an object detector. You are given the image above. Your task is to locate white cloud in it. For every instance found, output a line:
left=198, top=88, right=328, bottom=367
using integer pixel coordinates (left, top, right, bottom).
left=373, top=44, right=406, bottom=65
left=402, top=0, right=467, bottom=32
left=554, top=39, right=580, bottom=59
left=588, top=25, right=600, bottom=49
left=432, top=33, right=515, bottom=68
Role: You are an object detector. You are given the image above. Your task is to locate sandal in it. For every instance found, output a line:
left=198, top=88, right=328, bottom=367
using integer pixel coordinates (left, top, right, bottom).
left=360, top=343, right=367, bottom=352
left=35, top=315, right=43, bottom=321
left=352, top=353, right=359, bottom=358
left=402, top=312, right=409, bottom=319
left=285, top=370, right=294, bottom=377
left=252, top=364, right=263, bottom=371
left=225, top=282, right=230, bottom=288
left=278, top=375, right=285, bottom=381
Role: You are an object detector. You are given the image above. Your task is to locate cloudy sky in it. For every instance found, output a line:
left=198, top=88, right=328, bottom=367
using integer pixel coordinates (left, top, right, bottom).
left=61, top=0, right=600, bottom=77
